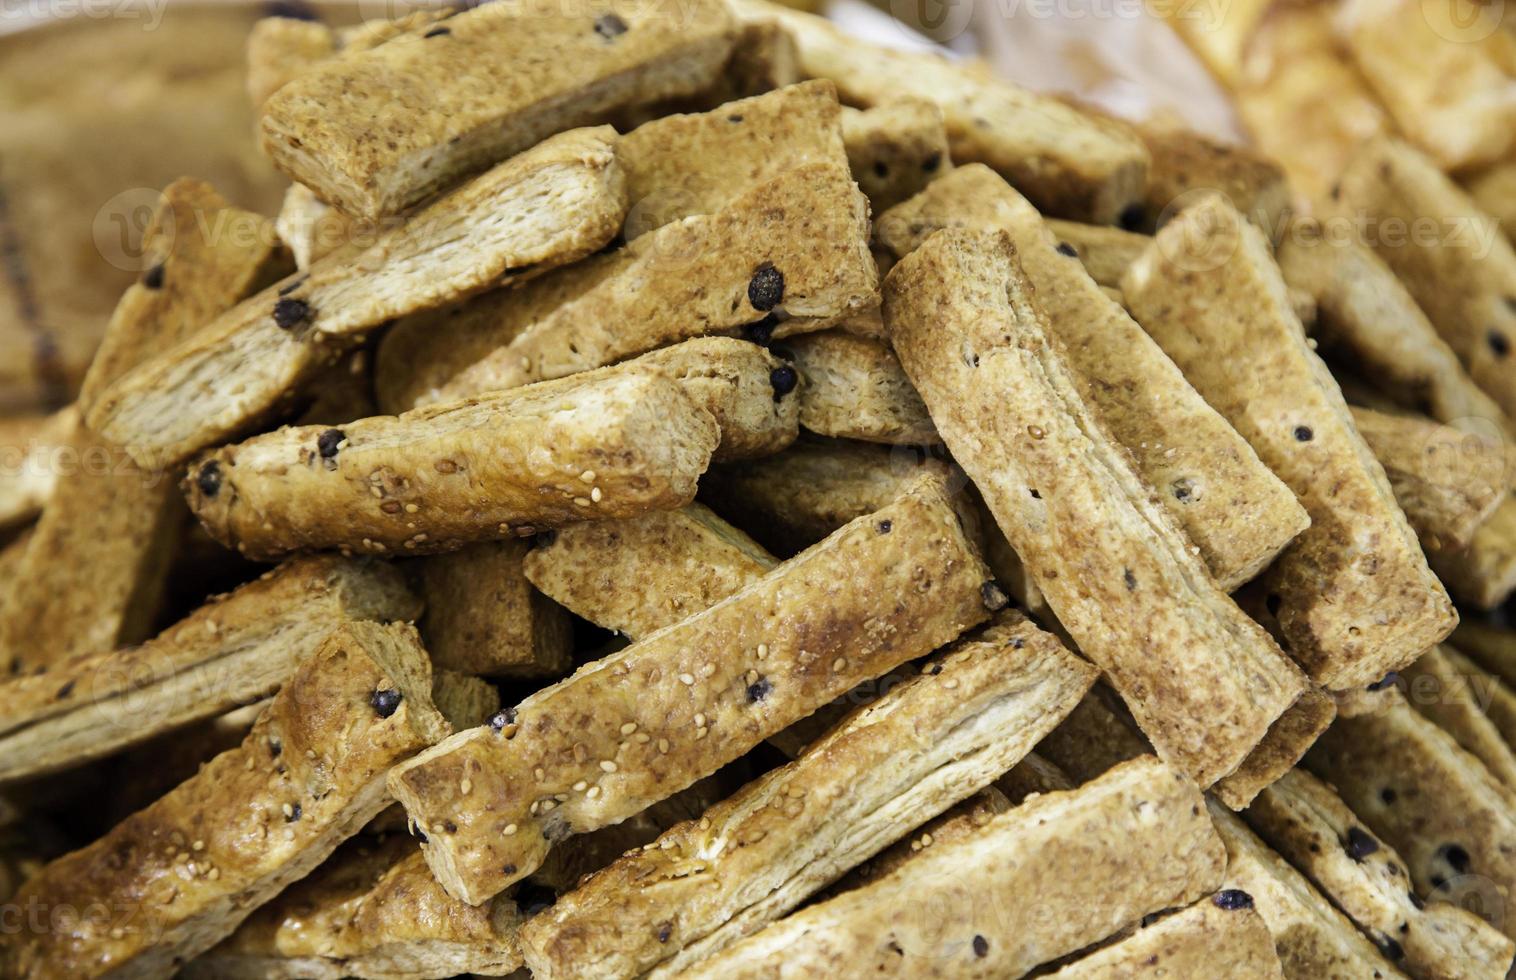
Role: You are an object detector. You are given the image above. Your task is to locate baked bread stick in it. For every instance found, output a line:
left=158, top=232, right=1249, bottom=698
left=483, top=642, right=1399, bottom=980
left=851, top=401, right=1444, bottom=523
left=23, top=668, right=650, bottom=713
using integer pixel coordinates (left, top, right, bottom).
left=1211, top=687, right=1336, bottom=811
left=676, top=757, right=1224, bottom=980
left=1465, top=162, right=1516, bottom=241
left=1436, top=645, right=1516, bottom=774
left=0, top=556, right=418, bottom=785
left=245, top=15, right=335, bottom=108
left=731, top=0, right=1148, bottom=223
left=259, top=0, right=735, bottom=219
left=1042, top=219, right=1149, bottom=288
left=1450, top=621, right=1516, bottom=691
left=185, top=369, right=719, bottom=560
left=840, top=98, right=952, bottom=213
left=1428, top=496, right=1516, bottom=609
left=87, top=127, right=627, bottom=468
left=1042, top=898, right=1284, bottom=980
left=879, top=165, right=1309, bottom=591
left=387, top=475, right=992, bottom=904
left=1130, top=121, right=1290, bottom=235
left=1400, top=646, right=1516, bottom=792
left=4, top=621, right=449, bottom=979
left=786, top=331, right=939, bottom=446
left=519, top=615, right=1096, bottom=980
left=884, top=227, right=1307, bottom=787
left=1122, top=194, right=1456, bottom=690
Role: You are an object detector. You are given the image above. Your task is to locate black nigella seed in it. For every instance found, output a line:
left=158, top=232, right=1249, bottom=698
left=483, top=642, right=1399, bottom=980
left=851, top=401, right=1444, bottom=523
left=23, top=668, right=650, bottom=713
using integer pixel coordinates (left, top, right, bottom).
left=416, top=827, right=428, bottom=843
left=1367, top=672, right=1399, bottom=692
left=1345, top=826, right=1380, bottom=861
left=270, top=738, right=282, bottom=757
left=1212, top=888, right=1254, bottom=911
left=196, top=461, right=222, bottom=498
left=1294, top=425, right=1314, bottom=442
left=727, top=113, right=744, bottom=123
left=921, top=152, right=942, bottom=173
left=55, top=680, right=75, bottom=700
left=657, top=922, right=673, bottom=943
left=273, top=297, right=312, bottom=330
left=1408, top=891, right=1425, bottom=910
left=424, top=26, right=451, bottom=37
left=745, top=315, right=777, bottom=346
left=489, top=708, right=517, bottom=732
left=1439, top=843, right=1471, bottom=873
left=981, top=580, right=1009, bottom=612
left=1118, top=203, right=1146, bottom=231
left=317, top=428, right=345, bottom=459
left=370, top=688, right=402, bottom=718
left=594, top=13, right=627, bottom=39
left=748, top=263, right=785, bottom=312
left=443, top=820, right=457, bottom=833
left=1381, top=787, right=1397, bottom=804
left=286, top=803, right=302, bottom=822
left=278, top=277, right=306, bottom=297
left=769, top=365, right=798, bottom=400
left=1172, top=478, right=1194, bottom=501
left=1056, top=241, right=1078, bottom=258
left=1375, top=936, right=1405, bottom=961
left=1029, top=488, right=1041, bottom=499
left=141, top=263, right=165, bottom=289
left=877, top=519, right=892, bottom=534
left=503, top=863, right=517, bottom=876
left=746, top=677, right=772, bottom=703
left=872, top=160, right=889, bottom=179
left=972, top=935, right=989, bottom=958
left=1123, top=569, right=1137, bottom=591
left=1490, top=329, right=1511, bottom=358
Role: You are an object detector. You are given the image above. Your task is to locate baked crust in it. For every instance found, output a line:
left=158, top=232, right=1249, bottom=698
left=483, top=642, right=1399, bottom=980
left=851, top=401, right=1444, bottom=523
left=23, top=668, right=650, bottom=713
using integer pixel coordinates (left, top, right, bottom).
left=1211, top=687, right=1336, bottom=811
left=259, top=0, right=734, bottom=219
left=787, top=331, right=938, bottom=446
left=432, top=160, right=876, bottom=402
left=1439, top=645, right=1516, bottom=778
left=840, top=99, right=952, bottom=214
left=1123, top=193, right=1456, bottom=690
left=1429, top=497, right=1516, bottom=609
left=677, top=757, right=1224, bottom=980
left=0, top=555, right=418, bottom=785
left=1132, top=122, right=1290, bottom=235
left=245, top=17, right=336, bottom=109
left=880, top=166, right=1310, bottom=591
left=1042, top=219, right=1149, bottom=288
left=1043, top=899, right=1284, bottom=979
left=387, top=475, right=991, bottom=904
left=1400, top=647, right=1516, bottom=792
left=884, top=227, right=1306, bottom=787
left=4, top=621, right=449, bottom=979
left=519, top=614, right=1095, bottom=980
left=87, top=127, right=628, bottom=468
left=184, top=369, right=719, bottom=560
left=731, top=0, right=1148, bottom=223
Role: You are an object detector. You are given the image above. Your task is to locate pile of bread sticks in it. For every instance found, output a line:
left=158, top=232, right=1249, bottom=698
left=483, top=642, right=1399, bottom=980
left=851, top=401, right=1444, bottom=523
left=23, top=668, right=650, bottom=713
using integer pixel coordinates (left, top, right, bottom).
left=0, top=0, right=1515, bottom=976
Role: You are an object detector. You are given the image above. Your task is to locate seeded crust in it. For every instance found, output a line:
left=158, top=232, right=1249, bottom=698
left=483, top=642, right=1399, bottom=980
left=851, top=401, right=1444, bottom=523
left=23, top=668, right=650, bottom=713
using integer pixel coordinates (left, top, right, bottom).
left=1350, top=407, right=1505, bottom=552
left=185, top=836, right=523, bottom=980
left=827, top=788, right=1012, bottom=895
left=523, top=503, right=776, bottom=639
left=840, top=99, right=952, bottom=214
left=388, top=476, right=990, bottom=905
left=0, top=407, right=73, bottom=533
left=1429, top=498, right=1516, bottom=609
left=0, top=556, right=418, bottom=786
left=519, top=615, right=1094, bottom=980
left=259, top=0, right=732, bottom=219
left=186, top=370, right=717, bottom=560
left=416, top=540, right=572, bottom=679
left=1400, top=646, right=1516, bottom=792
left=87, top=127, right=628, bottom=468
left=1031, top=690, right=1410, bottom=980
left=1211, top=687, right=1336, bottom=811
left=786, top=331, right=938, bottom=446
left=1131, top=122, right=1290, bottom=235
left=678, top=757, right=1223, bottom=980
left=1246, top=765, right=1515, bottom=979
left=245, top=16, right=336, bottom=109
left=1329, top=138, right=1516, bottom=421
left=1466, top=161, right=1516, bottom=240
left=880, top=167, right=1309, bottom=591
left=1123, top=194, right=1457, bottom=690
left=732, top=0, right=1147, bottom=223
left=1305, top=691, right=1516, bottom=938
left=1276, top=229, right=1516, bottom=439
left=1044, top=900, right=1283, bottom=979
left=885, top=228, right=1306, bottom=787
left=4, top=621, right=448, bottom=980
left=433, top=161, right=876, bottom=402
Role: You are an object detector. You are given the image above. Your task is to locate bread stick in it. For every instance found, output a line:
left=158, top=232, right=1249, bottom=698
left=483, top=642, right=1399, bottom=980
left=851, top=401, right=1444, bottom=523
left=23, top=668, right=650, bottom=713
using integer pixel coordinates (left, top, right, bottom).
left=879, top=165, right=1309, bottom=591
left=731, top=0, right=1148, bottom=223
left=1439, top=645, right=1516, bottom=771
left=840, top=98, right=951, bottom=213
left=1465, top=161, right=1516, bottom=241
left=431, top=160, right=875, bottom=403
left=519, top=614, right=1096, bottom=980
left=416, top=540, right=572, bottom=679
left=1400, top=646, right=1516, bottom=792
left=1211, top=687, right=1336, bottom=811
left=523, top=503, right=776, bottom=639
left=387, top=475, right=992, bottom=904
left=87, top=127, right=628, bottom=468
left=786, top=331, right=939, bottom=446
left=1042, top=898, right=1284, bottom=980
left=677, top=757, right=1224, bottom=980
left=1132, top=122, right=1290, bottom=235
left=884, top=227, right=1307, bottom=787
left=1428, top=497, right=1516, bottom=609
left=260, top=0, right=735, bottom=219
left=1450, top=620, right=1516, bottom=691
left=185, top=369, right=720, bottom=560
left=1148, top=0, right=1271, bottom=86
left=0, top=556, right=417, bottom=785
left=4, top=621, right=449, bottom=979
left=245, top=16, right=336, bottom=108
left=1042, top=219, right=1149, bottom=288
left=1122, top=194, right=1456, bottom=690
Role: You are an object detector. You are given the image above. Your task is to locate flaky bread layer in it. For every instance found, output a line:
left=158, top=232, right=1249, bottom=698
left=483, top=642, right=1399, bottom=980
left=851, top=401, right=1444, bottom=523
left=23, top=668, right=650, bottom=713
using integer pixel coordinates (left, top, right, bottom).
left=884, top=227, right=1305, bottom=787
left=1043, top=899, right=1283, bottom=979
left=787, top=331, right=938, bottom=446
left=184, top=369, right=719, bottom=560
left=678, top=757, right=1224, bottom=980
left=87, top=128, right=628, bottom=468
left=388, top=475, right=991, bottom=905
left=1122, top=193, right=1456, bottom=690
left=5, top=622, right=448, bottom=979
left=519, top=615, right=1096, bottom=980
left=0, top=556, right=417, bottom=785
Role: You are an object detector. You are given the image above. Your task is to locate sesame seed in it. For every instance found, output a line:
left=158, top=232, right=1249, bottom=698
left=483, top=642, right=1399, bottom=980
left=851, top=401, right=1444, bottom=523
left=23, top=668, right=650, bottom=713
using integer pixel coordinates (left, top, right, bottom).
left=587, top=786, right=602, bottom=799
left=696, top=727, right=708, bottom=739
left=658, top=739, right=670, bottom=753
left=405, top=503, right=419, bottom=513
left=208, top=867, right=220, bottom=880
left=554, top=793, right=568, bottom=802
left=600, top=760, right=618, bottom=773
left=282, top=803, right=294, bottom=819
left=540, top=799, right=557, bottom=812
left=921, top=833, right=934, bottom=846
left=678, top=673, right=695, bottom=685
left=746, top=670, right=759, bottom=684
left=833, top=657, right=847, bottom=671
left=699, top=662, right=716, bottom=677
left=573, top=781, right=588, bottom=792
left=460, top=779, right=473, bottom=795
left=581, top=470, right=597, bottom=483
left=621, top=722, right=638, bottom=735
left=534, top=767, right=546, bottom=781
left=693, top=713, right=706, bottom=727
left=756, top=644, right=769, bottom=658
left=635, top=732, right=651, bottom=743
left=575, top=497, right=592, bottom=507
left=591, top=487, right=602, bottom=503
left=504, top=823, right=519, bottom=835
left=192, top=840, right=204, bottom=851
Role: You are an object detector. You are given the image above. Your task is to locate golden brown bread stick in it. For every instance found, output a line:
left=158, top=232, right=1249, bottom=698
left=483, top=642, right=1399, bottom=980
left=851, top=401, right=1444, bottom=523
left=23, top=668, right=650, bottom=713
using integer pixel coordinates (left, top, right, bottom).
left=840, top=98, right=952, bottom=213
left=1400, top=646, right=1516, bottom=793
left=1131, top=121, right=1290, bottom=235
left=1428, top=496, right=1516, bottom=609
left=387, top=475, right=992, bottom=904
left=1042, top=898, right=1284, bottom=980
left=1042, top=219, right=1149, bottom=288
left=184, top=369, right=720, bottom=560
left=883, top=227, right=1307, bottom=787
left=785, top=330, right=939, bottom=446
left=1122, top=193, right=1456, bottom=690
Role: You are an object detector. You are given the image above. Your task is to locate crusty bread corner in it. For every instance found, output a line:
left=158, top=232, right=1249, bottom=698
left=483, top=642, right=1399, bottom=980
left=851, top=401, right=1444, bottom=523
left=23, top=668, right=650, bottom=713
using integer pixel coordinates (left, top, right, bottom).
left=4, top=621, right=448, bottom=979
left=840, top=98, right=952, bottom=213
left=1211, top=686, right=1336, bottom=811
